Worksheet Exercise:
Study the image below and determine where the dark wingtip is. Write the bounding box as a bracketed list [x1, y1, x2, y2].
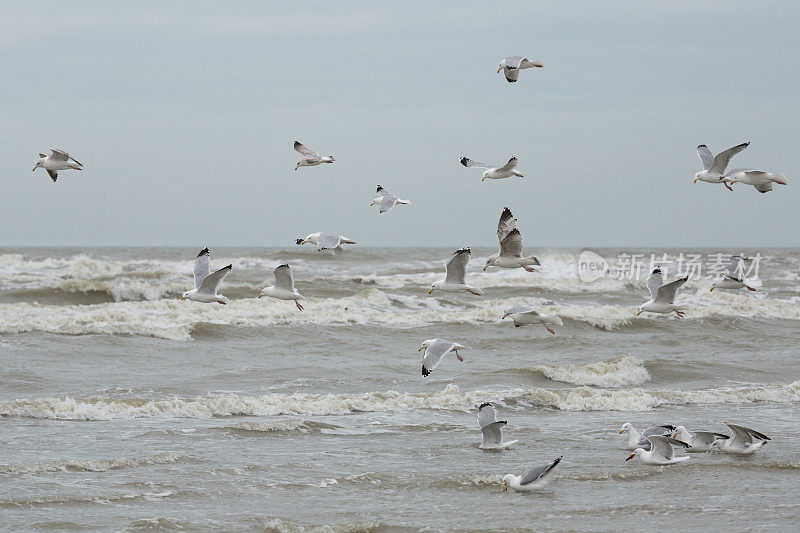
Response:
[225, 264, 233, 270]
[376, 185, 383, 192]
[459, 157, 469, 167]
[422, 366, 430, 377]
[478, 402, 492, 410]
[697, 144, 708, 149]
[652, 267, 661, 274]
[197, 247, 209, 257]
[278, 263, 290, 268]
[295, 238, 304, 245]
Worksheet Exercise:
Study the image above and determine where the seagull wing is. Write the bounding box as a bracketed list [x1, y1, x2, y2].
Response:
[50, 148, 69, 161]
[504, 306, 536, 316]
[723, 255, 748, 281]
[294, 141, 318, 157]
[646, 268, 664, 300]
[444, 248, 471, 284]
[710, 142, 749, 174]
[193, 247, 211, 289]
[477, 403, 501, 429]
[500, 230, 524, 258]
[197, 264, 232, 294]
[504, 56, 524, 69]
[642, 425, 676, 438]
[496, 207, 518, 244]
[316, 233, 342, 251]
[497, 157, 519, 172]
[655, 277, 688, 304]
[47, 169, 58, 182]
[519, 456, 563, 486]
[460, 157, 492, 169]
[273, 264, 295, 291]
[696, 145, 714, 170]
[379, 194, 398, 213]
[646, 435, 687, 460]
[422, 339, 456, 376]
[754, 182, 774, 193]
[724, 422, 770, 442]
[520, 58, 545, 69]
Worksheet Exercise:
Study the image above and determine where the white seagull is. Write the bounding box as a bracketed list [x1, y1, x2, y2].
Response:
[501, 307, 563, 335]
[693, 142, 749, 190]
[296, 232, 356, 252]
[728, 168, 789, 193]
[429, 248, 483, 296]
[619, 423, 676, 451]
[181, 247, 232, 304]
[294, 141, 334, 170]
[710, 255, 761, 292]
[626, 435, 690, 465]
[418, 338, 466, 377]
[671, 426, 730, 453]
[258, 264, 306, 310]
[33, 149, 83, 182]
[460, 156, 524, 182]
[477, 403, 518, 450]
[637, 267, 688, 317]
[497, 56, 545, 83]
[483, 207, 540, 272]
[710, 423, 770, 455]
[370, 185, 411, 214]
[500, 456, 562, 493]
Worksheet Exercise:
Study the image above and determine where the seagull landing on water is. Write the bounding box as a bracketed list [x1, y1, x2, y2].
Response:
[181, 247, 232, 304]
[728, 168, 789, 193]
[502, 307, 563, 335]
[370, 185, 411, 214]
[710, 423, 770, 455]
[500, 456, 562, 493]
[626, 435, 690, 465]
[294, 141, 334, 170]
[637, 267, 688, 317]
[693, 142, 749, 190]
[497, 56, 545, 83]
[429, 248, 483, 296]
[477, 403, 518, 450]
[671, 426, 730, 453]
[460, 156, 524, 182]
[619, 423, 676, 451]
[258, 264, 306, 310]
[419, 338, 467, 377]
[484, 208, 540, 272]
[32, 149, 83, 182]
[710, 255, 762, 292]
[296, 232, 356, 252]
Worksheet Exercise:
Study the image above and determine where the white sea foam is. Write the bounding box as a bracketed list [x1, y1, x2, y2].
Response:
[0, 452, 184, 475]
[527, 355, 650, 387]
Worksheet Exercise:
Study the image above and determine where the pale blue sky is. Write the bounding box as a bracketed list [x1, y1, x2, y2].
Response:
[2, 1, 798, 247]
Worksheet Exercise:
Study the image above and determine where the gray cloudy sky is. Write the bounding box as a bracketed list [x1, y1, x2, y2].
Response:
[2, 1, 798, 248]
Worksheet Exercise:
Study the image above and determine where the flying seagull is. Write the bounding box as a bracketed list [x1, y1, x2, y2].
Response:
[258, 264, 306, 310]
[370, 185, 411, 214]
[483, 207, 540, 272]
[477, 403, 518, 449]
[296, 232, 356, 252]
[501, 307, 563, 335]
[181, 247, 232, 304]
[294, 141, 334, 170]
[497, 56, 545, 83]
[500, 456, 562, 493]
[460, 156, 524, 181]
[626, 435, 690, 465]
[429, 248, 483, 295]
[728, 168, 789, 193]
[32, 149, 83, 182]
[693, 142, 749, 190]
[710, 255, 761, 292]
[418, 338, 466, 377]
[637, 267, 688, 317]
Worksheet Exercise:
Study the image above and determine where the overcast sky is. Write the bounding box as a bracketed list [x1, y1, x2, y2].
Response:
[2, 1, 798, 248]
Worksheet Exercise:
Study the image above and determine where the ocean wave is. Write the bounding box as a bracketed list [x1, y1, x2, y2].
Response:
[258, 518, 383, 533]
[0, 452, 186, 476]
[2, 382, 798, 420]
[526, 356, 650, 387]
[216, 419, 340, 434]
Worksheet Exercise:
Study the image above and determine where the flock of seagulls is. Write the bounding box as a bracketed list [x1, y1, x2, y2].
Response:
[30, 55, 783, 494]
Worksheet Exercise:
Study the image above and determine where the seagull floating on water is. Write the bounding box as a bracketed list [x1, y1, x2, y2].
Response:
[418, 338, 466, 377]
[502, 307, 563, 335]
[429, 248, 483, 296]
[294, 141, 334, 170]
[477, 403, 518, 450]
[710, 423, 770, 455]
[693, 142, 749, 190]
[484, 207, 540, 272]
[626, 435, 690, 465]
[259, 264, 306, 310]
[33, 149, 83, 182]
[181, 247, 232, 305]
[637, 267, 688, 317]
[460, 156, 524, 181]
[671, 426, 730, 453]
[500, 456, 562, 493]
[370, 185, 411, 214]
[497, 56, 545, 83]
[710, 255, 761, 292]
[619, 423, 676, 451]
[296, 232, 356, 252]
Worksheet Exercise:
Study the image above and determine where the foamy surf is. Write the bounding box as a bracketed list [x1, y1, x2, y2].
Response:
[527, 355, 650, 387]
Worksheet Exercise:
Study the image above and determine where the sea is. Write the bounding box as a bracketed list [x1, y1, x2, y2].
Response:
[1, 247, 798, 531]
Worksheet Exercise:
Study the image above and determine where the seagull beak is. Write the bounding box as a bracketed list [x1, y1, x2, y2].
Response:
[300, 240, 307, 245]
[693, 178, 698, 183]
[671, 433, 677, 439]
[730, 179, 735, 184]
[626, 453, 636, 461]
[428, 288, 434, 294]
[618, 429, 624, 434]
[418, 346, 424, 352]
[499, 482, 507, 492]
[497, 67, 502, 74]
[709, 287, 714, 292]
[180, 296, 185, 301]
[481, 176, 486, 182]
[32, 166, 37, 171]
[636, 310, 641, 316]
[483, 266, 487, 271]
[369, 202, 375, 206]
[258, 294, 262, 298]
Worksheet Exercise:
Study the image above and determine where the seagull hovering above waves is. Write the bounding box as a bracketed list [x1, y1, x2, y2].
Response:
[181, 247, 232, 304]
[295, 232, 356, 252]
[710, 255, 761, 292]
[477, 403, 518, 449]
[637, 267, 688, 317]
[484, 207, 540, 272]
[500, 456, 562, 493]
[370, 185, 411, 214]
[294, 141, 334, 170]
[710, 422, 770, 455]
[619, 423, 676, 451]
[258, 264, 306, 310]
[32, 148, 83, 182]
[501, 307, 563, 335]
[419, 338, 467, 377]
[693, 142, 749, 190]
[429, 247, 483, 295]
[727, 168, 789, 193]
[497, 56, 545, 83]
[460, 156, 524, 181]
[626, 435, 690, 465]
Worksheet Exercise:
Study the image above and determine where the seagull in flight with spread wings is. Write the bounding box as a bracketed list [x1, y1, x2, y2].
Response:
[497, 56, 545, 83]
[32, 149, 83, 182]
[181, 247, 232, 304]
[294, 141, 335, 170]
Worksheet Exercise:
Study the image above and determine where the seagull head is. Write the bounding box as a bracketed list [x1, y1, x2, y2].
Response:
[693, 171, 702, 183]
[418, 339, 436, 352]
[32, 158, 44, 171]
[481, 170, 490, 182]
[180, 290, 190, 301]
[636, 304, 646, 316]
[500, 475, 513, 492]
[428, 282, 440, 294]
[483, 256, 496, 270]
[619, 423, 633, 435]
[497, 59, 505, 74]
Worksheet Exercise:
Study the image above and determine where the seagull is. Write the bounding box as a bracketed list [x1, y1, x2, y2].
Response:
[710, 423, 770, 455]
[294, 141, 334, 170]
[32, 149, 83, 182]
[728, 168, 789, 193]
[497, 56, 545, 83]
[370, 185, 411, 214]
[296, 232, 356, 252]
[418, 338, 466, 377]
[429, 248, 483, 296]
[483, 207, 540, 272]
[626, 435, 690, 465]
[258, 264, 306, 310]
[693, 142, 749, 190]
[460, 156, 524, 181]
[710, 255, 761, 292]
[500, 456, 562, 493]
[181, 247, 232, 304]
[477, 403, 518, 450]
[637, 267, 688, 317]
[619, 423, 676, 451]
[671, 426, 730, 453]
[501, 307, 563, 335]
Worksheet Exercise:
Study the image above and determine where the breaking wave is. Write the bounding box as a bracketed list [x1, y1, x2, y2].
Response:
[527, 356, 650, 387]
